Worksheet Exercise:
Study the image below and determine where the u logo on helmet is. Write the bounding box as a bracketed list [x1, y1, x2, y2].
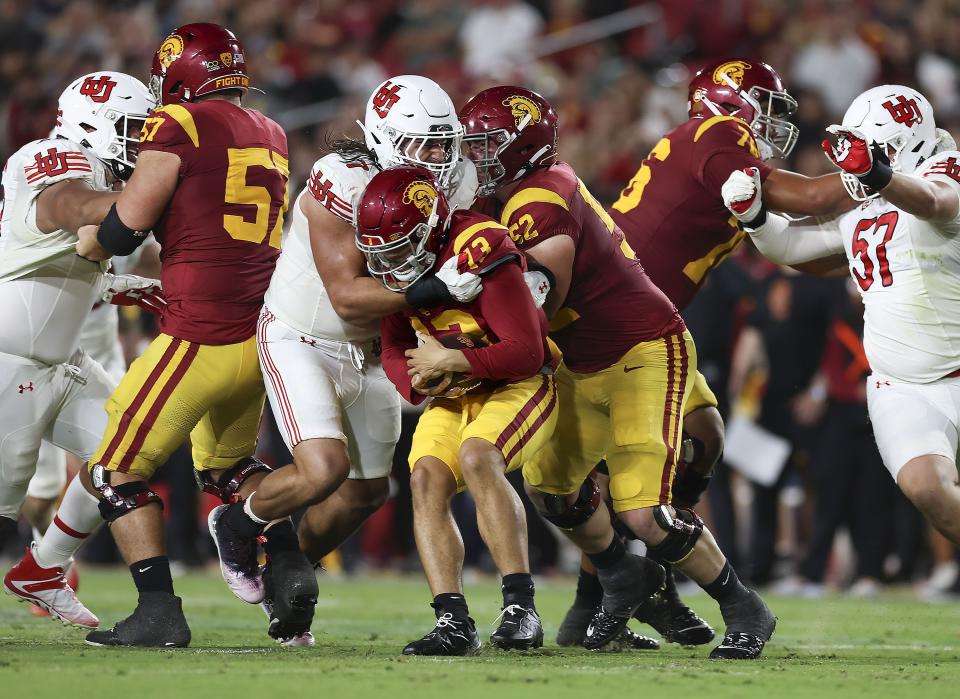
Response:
[158, 34, 184, 69]
[712, 60, 752, 87]
[502, 96, 542, 128]
[403, 180, 438, 218]
[883, 95, 923, 128]
[220, 52, 233, 68]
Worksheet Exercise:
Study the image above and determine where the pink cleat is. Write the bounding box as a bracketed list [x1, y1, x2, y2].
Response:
[4, 545, 99, 629]
[208, 504, 265, 603]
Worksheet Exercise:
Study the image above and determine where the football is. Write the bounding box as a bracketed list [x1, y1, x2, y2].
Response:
[419, 333, 488, 396]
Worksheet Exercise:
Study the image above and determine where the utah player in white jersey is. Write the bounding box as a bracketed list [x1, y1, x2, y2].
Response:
[1, 71, 160, 627]
[211, 75, 481, 644]
[722, 84, 960, 549]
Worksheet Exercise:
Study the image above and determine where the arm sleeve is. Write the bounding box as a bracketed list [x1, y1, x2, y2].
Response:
[459, 262, 545, 380]
[748, 212, 846, 265]
[379, 313, 425, 405]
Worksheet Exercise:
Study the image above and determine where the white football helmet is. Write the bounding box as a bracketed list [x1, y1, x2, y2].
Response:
[54, 71, 155, 181]
[838, 85, 937, 200]
[358, 75, 464, 186]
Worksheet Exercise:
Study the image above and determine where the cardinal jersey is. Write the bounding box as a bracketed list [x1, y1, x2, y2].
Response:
[0, 138, 109, 364]
[479, 161, 683, 372]
[379, 210, 552, 404]
[823, 150, 960, 383]
[264, 153, 478, 342]
[139, 100, 289, 344]
[610, 115, 772, 311]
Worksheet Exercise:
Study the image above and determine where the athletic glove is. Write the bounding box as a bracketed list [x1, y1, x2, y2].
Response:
[523, 261, 555, 309]
[821, 125, 893, 192]
[98, 273, 166, 316]
[404, 255, 482, 307]
[721, 167, 767, 228]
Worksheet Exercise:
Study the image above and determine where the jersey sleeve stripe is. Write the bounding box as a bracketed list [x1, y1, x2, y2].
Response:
[451, 221, 508, 254]
[693, 115, 749, 142]
[153, 104, 200, 148]
[499, 187, 570, 226]
[25, 166, 93, 183]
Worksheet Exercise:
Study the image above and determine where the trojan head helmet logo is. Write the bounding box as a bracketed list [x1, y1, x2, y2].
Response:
[402, 180, 438, 218]
[157, 34, 184, 69]
[502, 95, 542, 128]
[713, 60, 752, 88]
[220, 52, 233, 68]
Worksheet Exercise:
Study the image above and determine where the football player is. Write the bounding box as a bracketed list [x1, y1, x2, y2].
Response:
[558, 59, 853, 647]
[460, 86, 775, 659]
[69, 23, 290, 648]
[723, 85, 960, 564]
[1, 72, 160, 627]
[363, 166, 556, 655]
[253, 75, 481, 644]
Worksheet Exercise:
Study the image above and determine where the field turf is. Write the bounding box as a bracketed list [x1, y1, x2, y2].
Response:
[2, 568, 959, 699]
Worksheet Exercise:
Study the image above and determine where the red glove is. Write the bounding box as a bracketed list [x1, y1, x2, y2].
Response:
[98, 273, 167, 316]
[822, 125, 893, 191]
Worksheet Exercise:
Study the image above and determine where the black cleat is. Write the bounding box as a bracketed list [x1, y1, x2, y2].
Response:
[634, 566, 714, 645]
[556, 601, 597, 647]
[583, 554, 665, 650]
[261, 557, 317, 647]
[208, 504, 264, 604]
[264, 551, 318, 643]
[85, 592, 190, 647]
[490, 604, 543, 650]
[710, 587, 776, 660]
[402, 613, 481, 656]
[591, 627, 661, 652]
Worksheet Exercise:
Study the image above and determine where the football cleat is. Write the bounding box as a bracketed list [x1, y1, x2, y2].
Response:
[710, 587, 777, 660]
[583, 554, 665, 650]
[402, 613, 481, 656]
[261, 553, 318, 644]
[490, 604, 543, 650]
[85, 592, 190, 647]
[634, 567, 714, 645]
[591, 627, 661, 652]
[4, 545, 98, 629]
[556, 601, 596, 647]
[207, 504, 264, 604]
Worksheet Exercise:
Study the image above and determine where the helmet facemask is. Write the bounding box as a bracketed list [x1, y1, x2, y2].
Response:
[358, 198, 441, 292]
[707, 71, 798, 160]
[385, 124, 464, 187]
[463, 128, 511, 196]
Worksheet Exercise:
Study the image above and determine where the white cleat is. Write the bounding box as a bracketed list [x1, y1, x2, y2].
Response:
[279, 632, 315, 647]
[3, 544, 99, 629]
[207, 504, 264, 603]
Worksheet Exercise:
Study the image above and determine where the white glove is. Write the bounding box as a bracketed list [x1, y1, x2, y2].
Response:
[97, 273, 166, 316]
[721, 167, 765, 226]
[434, 255, 482, 303]
[523, 270, 550, 309]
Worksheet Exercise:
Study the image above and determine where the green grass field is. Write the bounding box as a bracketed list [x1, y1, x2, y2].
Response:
[2, 568, 959, 699]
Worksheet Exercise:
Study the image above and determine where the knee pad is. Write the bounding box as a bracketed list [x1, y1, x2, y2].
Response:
[645, 505, 703, 565]
[90, 464, 163, 523]
[194, 456, 273, 504]
[539, 474, 601, 530]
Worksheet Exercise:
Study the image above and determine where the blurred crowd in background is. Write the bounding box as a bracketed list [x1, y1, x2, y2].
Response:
[2, 0, 960, 600]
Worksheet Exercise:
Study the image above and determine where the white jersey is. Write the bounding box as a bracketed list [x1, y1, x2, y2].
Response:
[0, 137, 110, 364]
[829, 150, 960, 383]
[264, 153, 479, 341]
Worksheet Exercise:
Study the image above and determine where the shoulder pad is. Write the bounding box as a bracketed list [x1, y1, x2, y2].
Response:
[447, 212, 517, 273]
[304, 153, 372, 223]
[692, 115, 761, 158]
[918, 150, 960, 184]
[140, 105, 202, 149]
[18, 138, 99, 190]
[498, 178, 576, 249]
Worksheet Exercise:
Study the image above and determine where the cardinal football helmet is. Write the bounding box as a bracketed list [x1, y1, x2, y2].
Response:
[150, 23, 251, 105]
[358, 76, 463, 186]
[688, 59, 798, 160]
[54, 71, 155, 181]
[458, 86, 559, 197]
[355, 166, 451, 291]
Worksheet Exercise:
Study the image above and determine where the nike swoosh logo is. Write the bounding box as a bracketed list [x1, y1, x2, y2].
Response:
[138, 566, 153, 573]
[623, 365, 644, 373]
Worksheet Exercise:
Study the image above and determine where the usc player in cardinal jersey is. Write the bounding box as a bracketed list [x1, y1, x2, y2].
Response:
[460, 87, 775, 659]
[73, 23, 298, 648]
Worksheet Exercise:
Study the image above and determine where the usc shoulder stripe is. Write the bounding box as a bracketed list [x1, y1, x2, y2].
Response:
[500, 187, 570, 226]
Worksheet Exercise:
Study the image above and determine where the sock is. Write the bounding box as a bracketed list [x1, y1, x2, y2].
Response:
[432, 593, 469, 620]
[129, 555, 174, 595]
[586, 536, 626, 570]
[702, 561, 747, 604]
[34, 477, 103, 569]
[0, 515, 17, 546]
[501, 572, 535, 609]
[263, 518, 300, 557]
[223, 493, 268, 539]
[573, 567, 603, 607]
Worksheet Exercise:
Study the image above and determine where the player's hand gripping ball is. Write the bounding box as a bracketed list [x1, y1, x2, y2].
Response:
[410, 333, 487, 398]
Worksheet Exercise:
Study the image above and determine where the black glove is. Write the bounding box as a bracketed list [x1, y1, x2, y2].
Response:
[404, 274, 453, 308]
